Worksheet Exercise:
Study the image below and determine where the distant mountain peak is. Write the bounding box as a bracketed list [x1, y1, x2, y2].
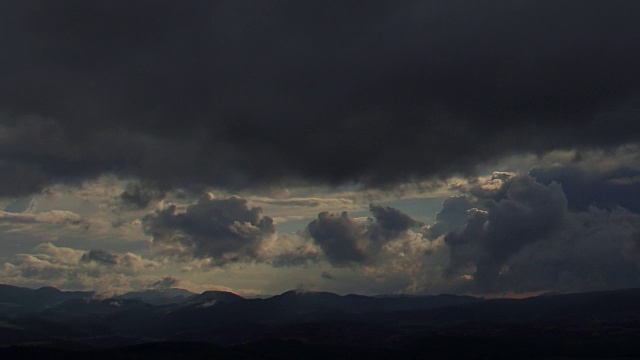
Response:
[115, 288, 197, 305]
[280, 289, 341, 297]
[191, 290, 244, 303]
[35, 286, 62, 294]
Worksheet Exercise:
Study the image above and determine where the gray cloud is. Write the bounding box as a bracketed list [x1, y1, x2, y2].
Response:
[306, 205, 422, 266]
[0, 209, 88, 228]
[1, 1, 639, 194]
[149, 276, 179, 290]
[531, 165, 640, 213]
[445, 176, 568, 291]
[80, 249, 118, 266]
[423, 196, 474, 239]
[434, 174, 640, 294]
[321, 271, 336, 280]
[0, 161, 48, 197]
[143, 193, 276, 265]
[1, 243, 159, 294]
[119, 181, 166, 209]
[369, 204, 422, 240]
[307, 212, 368, 267]
[502, 207, 640, 293]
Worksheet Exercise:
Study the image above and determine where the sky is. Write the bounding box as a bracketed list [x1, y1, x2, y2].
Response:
[1, 0, 640, 297]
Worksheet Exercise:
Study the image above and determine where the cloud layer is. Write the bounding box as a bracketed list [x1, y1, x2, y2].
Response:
[143, 193, 276, 265]
[142, 193, 426, 271]
[1, 1, 639, 193]
[427, 171, 640, 294]
[2, 1, 640, 296]
[307, 205, 423, 266]
[1, 243, 159, 294]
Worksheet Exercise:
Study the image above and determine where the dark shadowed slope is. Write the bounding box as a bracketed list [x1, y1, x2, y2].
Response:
[115, 288, 196, 305]
[3, 284, 640, 358]
[0, 284, 93, 315]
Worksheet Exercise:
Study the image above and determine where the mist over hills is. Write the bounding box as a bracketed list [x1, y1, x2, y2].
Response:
[2, 284, 640, 358]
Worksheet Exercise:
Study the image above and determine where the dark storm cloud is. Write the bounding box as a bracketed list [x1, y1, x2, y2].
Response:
[119, 181, 166, 209]
[0, 161, 48, 197]
[423, 196, 474, 239]
[495, 206, 640, 294]
[307, 212, 368, 266]
[437, 174, 640, 293]
[149, 276, 179, 290]
[306, 205, 421, 266]
[1, 1, 640, 193]
[369, 204, 422, 239]
[80, 249, 118, 266]
[142, 193, 275, 265]
[444, 176, 568, 290]
[531, 166, 640, 213]
[321, 271, 336, 280]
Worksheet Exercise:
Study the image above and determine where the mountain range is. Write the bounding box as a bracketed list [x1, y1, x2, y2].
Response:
[2, 284, 640, 358]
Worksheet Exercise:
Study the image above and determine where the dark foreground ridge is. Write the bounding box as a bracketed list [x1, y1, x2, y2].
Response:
[2, 284, 640, 358]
